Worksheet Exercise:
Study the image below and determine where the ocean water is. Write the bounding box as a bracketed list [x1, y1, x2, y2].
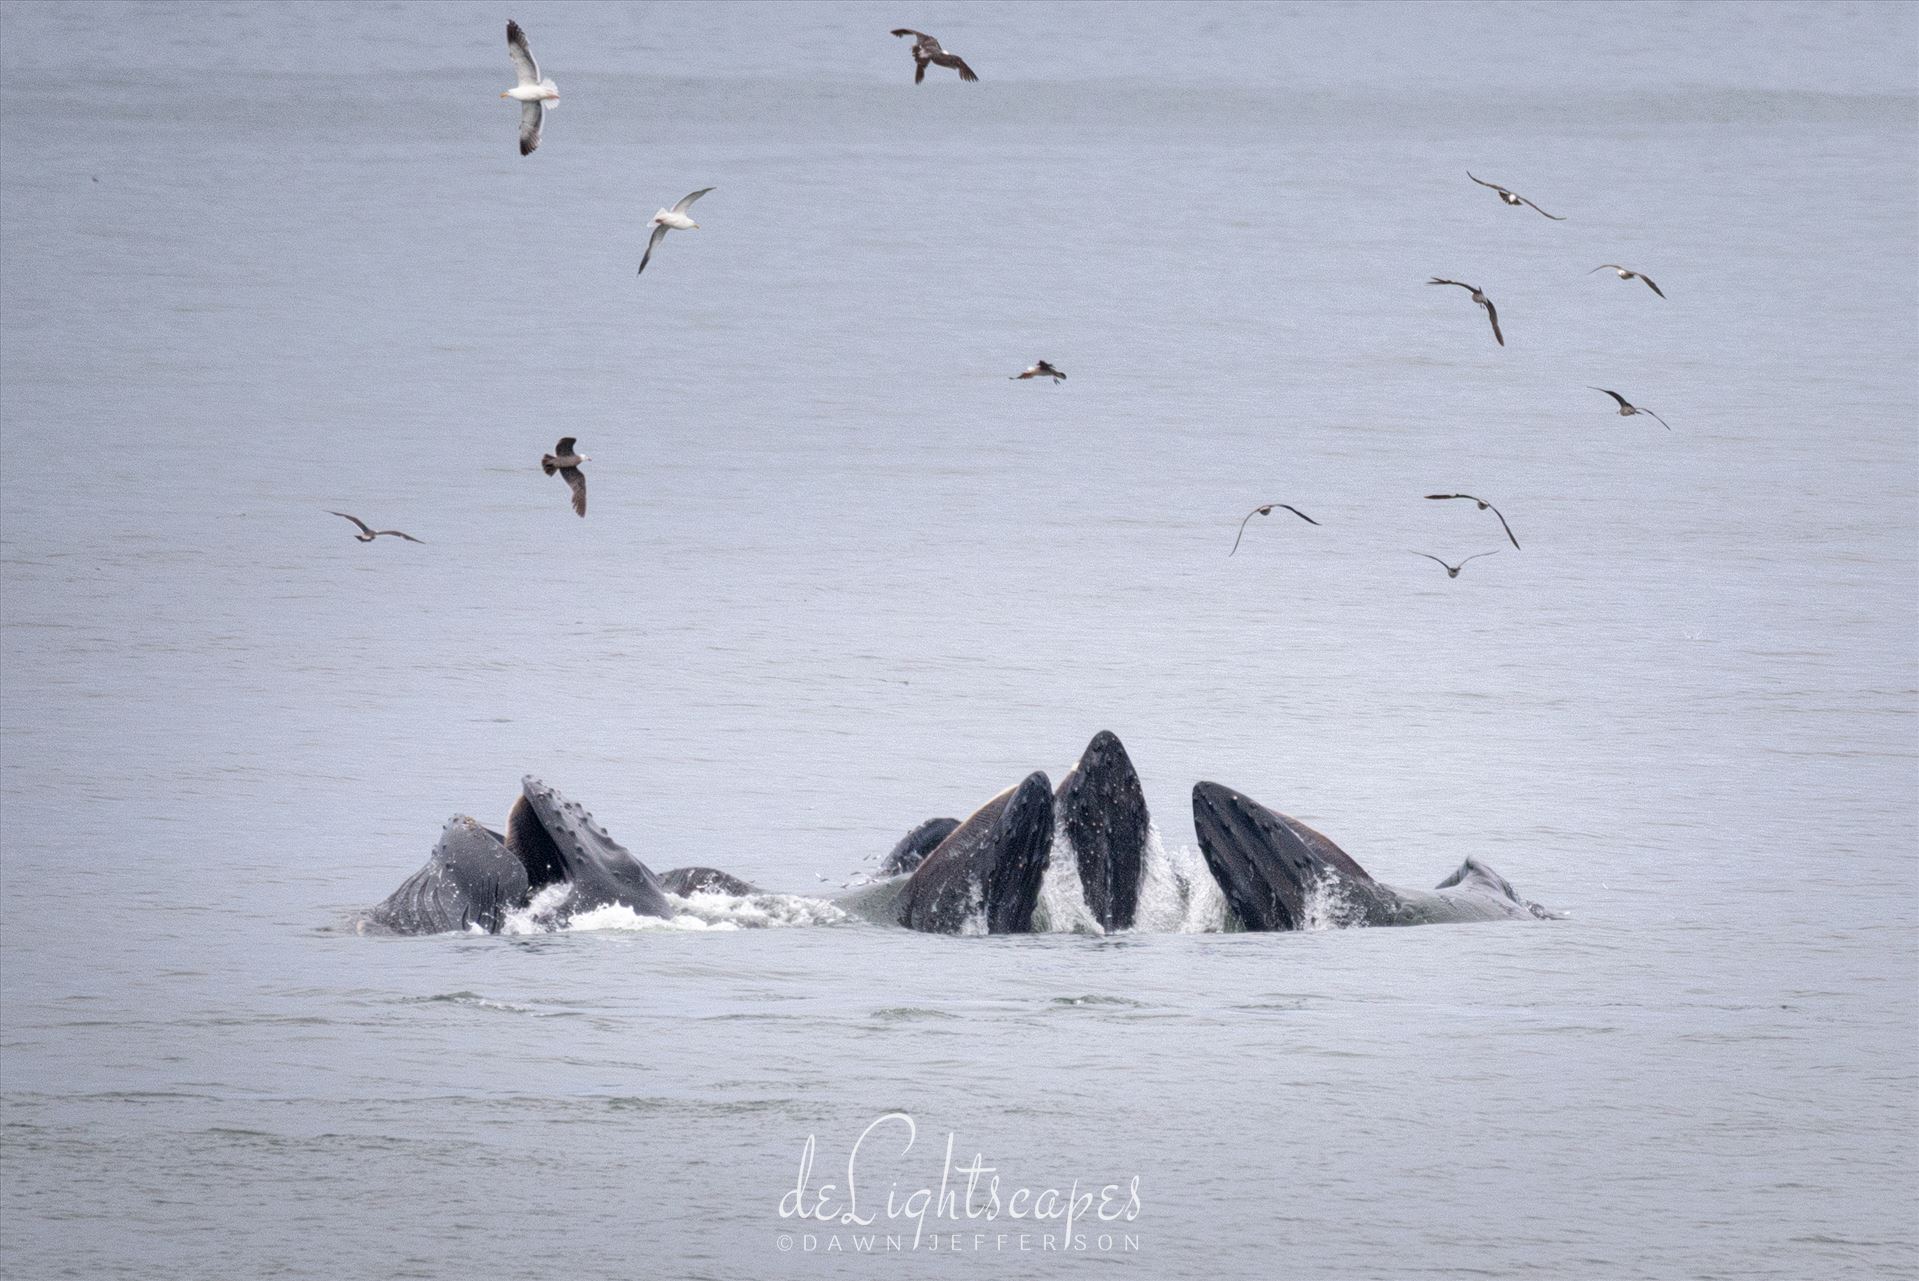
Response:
[1, 2, 1914, 1277]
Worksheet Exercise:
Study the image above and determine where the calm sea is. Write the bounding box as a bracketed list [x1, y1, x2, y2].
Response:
[2, 2, 1914, 1277]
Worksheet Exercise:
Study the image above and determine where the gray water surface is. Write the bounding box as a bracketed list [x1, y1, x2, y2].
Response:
[2, 2, 1915, 1277]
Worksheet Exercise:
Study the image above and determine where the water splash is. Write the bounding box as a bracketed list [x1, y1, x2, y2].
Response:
[1033, 830, 1105, 935]
[1134, 827, 1230, 933]
[1300, 872, 1368, 932]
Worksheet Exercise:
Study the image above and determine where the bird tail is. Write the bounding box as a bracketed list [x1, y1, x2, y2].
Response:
[541, 456, 558, 475]
[539, 79, 558, 107]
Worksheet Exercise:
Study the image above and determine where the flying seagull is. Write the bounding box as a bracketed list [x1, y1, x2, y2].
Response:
[1011, 361, 1065, 383]
[1466, 172, 1564, 219]
[1425, 494, 1520, 550]
[890, 29, 979, 83]
[1230, 503, 1320, 556]
[1428, 278, 1504, 347]
[1589, 264, 1665, 298]
[328, 511, 423, 544]
[542, 437, 589, 516]
[638, 188, 714, 275]
[1590, 387, 1670, 430]
[501, 20, 559, 156]
[1410, 550, 1500, 579]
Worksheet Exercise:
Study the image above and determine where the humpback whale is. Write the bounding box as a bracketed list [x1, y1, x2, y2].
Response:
[878, 817, 962, 877]
[660, 867, 760, 897]
[362, 777, 672, 934]
[863, 732, 1154, 933]
[363, 816, 527, 936]
[1191, 782, 1556, 930]
[840, 773, 1055, 934]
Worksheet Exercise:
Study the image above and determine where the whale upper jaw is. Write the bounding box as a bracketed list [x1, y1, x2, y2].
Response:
[1055, 729, 1150, 931]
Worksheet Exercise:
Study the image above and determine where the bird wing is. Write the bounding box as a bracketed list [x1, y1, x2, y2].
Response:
[1639, 274, 1666, 298]
[637, 222, 669, 274]
[1229, 508, 1267, 556]
[1411, 552, 1452, 571]
[672, 187, 715, 214]
[1518, 195, 1565, 219]
[518, 100, 543, 156]
[560, 467, 587, 516]
[1461, 550, 1502, 566]
[1590, 264, 1623, 275]
[1591, 387, 1630, 409]
[1466, 172, 1507, 194]
[914, 55, 927, 84]
[507, 20, 540, 87]
[1482, 295, 1504, 346]
[1428, 277, 1471, 290]
[379, 530, 425, 544]
[1641, 407, 1672, 430]
[1277, 504, 1319, 525]
[1485, 504, 1520, 550]
[890, 28, 929, 40]
[938, 53, 979, 80]
[329, 511, 374, 536]
[555, 437, 576, 455]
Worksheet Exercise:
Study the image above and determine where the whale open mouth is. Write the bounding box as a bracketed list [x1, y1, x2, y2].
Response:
[1191, 782, 1377, 932]
[899, 772, 1055, 935]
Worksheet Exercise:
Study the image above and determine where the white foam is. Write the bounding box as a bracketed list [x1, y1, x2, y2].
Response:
[497, 883, 849, 934]
[498, 883, 573, 935]
[664, 890, 851, 929]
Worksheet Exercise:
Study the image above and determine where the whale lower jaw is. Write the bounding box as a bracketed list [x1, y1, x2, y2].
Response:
[896, 772, 1055, 935]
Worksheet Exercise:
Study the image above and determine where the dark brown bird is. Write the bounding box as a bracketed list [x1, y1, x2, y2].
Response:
[1589, 265, 1665, 298]
[1467, 172, 1565, 219]
[329, 511, 423, 544]
[1590, 387, 1670, 430]
[1410, 550, 1500, 578]
[541, 437, 589, 516]
[1425, 494, 1520, 550]
[1230, 503, 1320, 556]
[1428, 278, 1504, 347]
[890, 29, 979, 83]
[1011, 360, 1065, 383]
